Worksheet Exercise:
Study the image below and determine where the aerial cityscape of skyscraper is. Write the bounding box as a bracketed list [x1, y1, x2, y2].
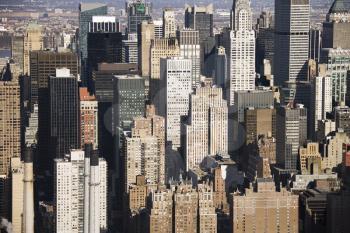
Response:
[1, 0, 350, 232]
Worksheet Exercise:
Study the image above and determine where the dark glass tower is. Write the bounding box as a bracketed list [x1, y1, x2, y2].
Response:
[29, 51, 78, 170]
[49, 68, 80, 159]
[126, 0, 152, 34]
[184, 4, 214, 43]
[87, 32, 123, 92]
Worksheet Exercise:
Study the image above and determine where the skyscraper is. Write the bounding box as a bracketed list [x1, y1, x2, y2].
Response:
[321, 48, 350, 104]
[310, 75, 332, 136]
[214, 46, 227, 90]
[137, 20, 155, 77]
[183, 86, 228, 171]
[309, 27, 322, 62]
[153, 20, 164, 38]
[185, 4, 213, 43]
[29, 51, 78, 170]
[225, 0, 255, 105]
[149, 38, 180, 100]
[256, 11, 275, 72]
[323, 0, 350, 49]
[274, 0, 310, 86]
[0, 81, 20, 176]
[87, 31, 123, 90]
[113, 75, 145, 131]
[11, 35, 24, 73]
[163, 8, 176, 38]
[113, 75, 145, 176]
[49, 68, 80, 159]
[150, 37, 180, 80]
[126, 0, 152, 34]
[122, 33, 138, 64]
[159, 57, 192, 150]
[79, 3, 108, 60]
[23, 23, 43, 75]
[276, 104, 308, 171]
[79, 3, 108, 86]
[178, 29, 201, 87]
[244, 108, 276, 145]
[0, 79, 20, 218]
[30, 51, 78, 106]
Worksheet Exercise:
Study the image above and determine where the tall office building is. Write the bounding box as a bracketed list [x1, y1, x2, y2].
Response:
[310, 75, 332, 136]
[159, 57, 192, 150]
[323, 0, 350, 49]
[214, 46, 227, 90]
[23, 23, 43, 75]
[137, 20, 155, 77]
[79, 3, 108, 86]
[126, 0, 152, 33]
[256, 11, 275, 71]
[225, 0, 255, 105]
[276, 104, 308, 171]
[321, 48, 350, 104]
[334, 105, 350, 135]
[30, 51, 78, 106]
[0, 81, 20, 176]
[178, 29, 201, 87]
[150, 37, 180, 80]
[87, 31, 123, 91]
[30, 51, 78, 170]
[163, 8, 176, 38]
[11, 35, 24, 73]
[54, 149, 107, 233]
[93, 63, 139, 168]
[79, 3, 108, 60]
[150, 38, 180, 100]
[183, 87, 228, 171]
[232, 179, 299, 233]
[274, 0, 310, 86]
[185, 4, 213, 43]
[113, 75, 145, 176]
[153, 20, 163, 39]
[122, 33, 138, 64]
[309, 27, 322, 62]
[0, 80, 20, 218]
[80, 88, 98, 149]
[49, 68, 80, 159]
[244, 108, 276, 145]
[113, 75, 145, 131]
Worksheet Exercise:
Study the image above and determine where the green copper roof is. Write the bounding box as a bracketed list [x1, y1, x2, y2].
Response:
[329, 0, 350, 14]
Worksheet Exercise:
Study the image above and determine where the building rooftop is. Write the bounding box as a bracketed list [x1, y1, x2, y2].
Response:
[329, 0, 350, 14]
